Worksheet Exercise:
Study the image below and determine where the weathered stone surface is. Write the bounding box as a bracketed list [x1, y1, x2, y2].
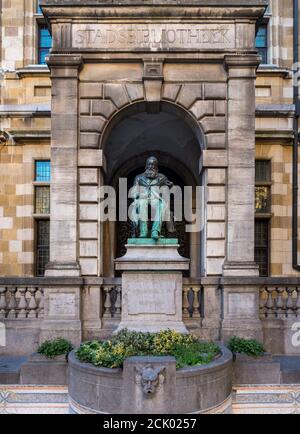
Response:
[92, 100, 116, 118]
[177, 84, 202, 108]
[105, 84, 129, 108]
[115, 242, 189, 333]
[78, 149, 104, 167]
[79, 168, 98, 184]
[201, 117, 226, 133]
[20, 353, 68, 386]
[80, 82, 103, 99]
[233, 354, 281, 386]
[80, 133, 100, 148]
[79, 186, 98, 202]
[126, 83, 144, 102]
[68, 344, 233, 414]
[80, 258, 98, 276]
[162, 83, 181, 102]
[72, 23, 236, 51]
[206, 133, 226, 149]
[80, 116, 105, 132]
[190, 100, 214, 120]
[79, 222, 98, 239]
[204, 83, 227, 100]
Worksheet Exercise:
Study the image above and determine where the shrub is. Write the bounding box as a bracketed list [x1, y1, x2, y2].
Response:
[228, 336, 265, 357]
[76, 329, 220, 370]
[37, 338, 73, 359]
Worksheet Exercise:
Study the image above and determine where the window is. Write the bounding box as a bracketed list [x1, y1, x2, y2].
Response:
[256, 24, 268, 64]
[255, 160, 271, 214]
[36, 220, 50, 277]
[255, 160, 271, 276]
[255, 220, 269, 277]
[34, 160, 51, 276]
[38, 24, 52, 65]
[35, 186, 50, 214]
[35, 160, 51, 182]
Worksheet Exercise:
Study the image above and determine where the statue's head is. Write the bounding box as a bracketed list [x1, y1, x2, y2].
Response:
[145, 156, 158, 179]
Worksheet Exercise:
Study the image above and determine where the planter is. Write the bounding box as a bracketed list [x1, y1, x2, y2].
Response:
[68, 344, 233, 414]
[233, 353, 281, 385]
[20, 353, 68, 386]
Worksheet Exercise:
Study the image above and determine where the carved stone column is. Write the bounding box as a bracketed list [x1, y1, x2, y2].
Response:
[223, 55, 260, 277]
[221, 55, 263, 341]
[45, 55, 83, 277]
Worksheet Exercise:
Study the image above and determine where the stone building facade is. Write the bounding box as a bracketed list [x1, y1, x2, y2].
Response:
[0, 0, 299, 356]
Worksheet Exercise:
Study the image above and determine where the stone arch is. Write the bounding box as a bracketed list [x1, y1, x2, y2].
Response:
[99, 99, 206, 153]
[79, 81, 226, 152]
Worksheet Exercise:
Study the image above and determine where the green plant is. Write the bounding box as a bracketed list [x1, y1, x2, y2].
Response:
[228, 336, 265, 357]
[76, 329, 220, 370]
[37, 338, 73, 359]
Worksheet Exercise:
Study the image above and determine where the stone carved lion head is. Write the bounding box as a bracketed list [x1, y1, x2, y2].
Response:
[136, 365, 165, 396]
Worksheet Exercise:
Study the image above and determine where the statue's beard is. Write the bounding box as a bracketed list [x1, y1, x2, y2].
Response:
[146, 169, 157, 179]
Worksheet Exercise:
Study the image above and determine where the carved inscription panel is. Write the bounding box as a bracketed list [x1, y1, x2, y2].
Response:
[72, 23, 235, 51]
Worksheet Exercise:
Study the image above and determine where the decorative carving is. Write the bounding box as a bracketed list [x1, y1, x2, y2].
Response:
[135, 365, 165, 396]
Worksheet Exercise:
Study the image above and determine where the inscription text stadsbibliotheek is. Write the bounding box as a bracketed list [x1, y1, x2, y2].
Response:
[72, 24, 235, 50]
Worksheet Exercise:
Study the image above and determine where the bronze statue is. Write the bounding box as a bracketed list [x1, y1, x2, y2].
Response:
[130, 156, 174, 240]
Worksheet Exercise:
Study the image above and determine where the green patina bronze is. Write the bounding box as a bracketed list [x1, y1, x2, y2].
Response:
[130, 156, 175, 240]
[127, 238, 179, 245]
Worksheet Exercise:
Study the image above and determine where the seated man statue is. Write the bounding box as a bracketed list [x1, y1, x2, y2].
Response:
[130, 156, 174, 240]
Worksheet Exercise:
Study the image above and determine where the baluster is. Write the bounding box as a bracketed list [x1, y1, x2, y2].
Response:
[27, 287, 38, 319]
[259, 288, 266, 318]
[265, 287, 275, 318]
[115, 286, 122, 318]
[182, 286, 189, 319]
[296, 288, 300, 318]
[275, 287, 285, 319]
[37, 288, 44, 318]
[187, 288, 194, 318]
[17, 288, 28, 319]
[110, 287, 118, 318]
[7, 288, 17, 319]
[0, 287, 7, 319]
[286, 287, 295, 318]
[103, 286, 112, 318]
[192, 286, 201, 319]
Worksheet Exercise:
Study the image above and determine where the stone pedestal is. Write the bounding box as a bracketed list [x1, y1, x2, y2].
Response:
[40, 285, 82, 347]
[115, 239, 189, 333]
[221, 281, 263, 342]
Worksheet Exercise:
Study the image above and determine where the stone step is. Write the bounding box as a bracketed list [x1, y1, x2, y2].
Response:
[233, 385, 300, 414]
[0, 357, 27, 385]
[0, 385, 68, 414]
[281, 370, 300, 384]
[274, 356, 300, 385]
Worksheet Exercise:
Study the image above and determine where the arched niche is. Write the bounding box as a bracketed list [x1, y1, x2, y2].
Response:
[101, 101, 204, 278]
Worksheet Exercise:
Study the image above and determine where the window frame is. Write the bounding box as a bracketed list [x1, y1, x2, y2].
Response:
[255, 159, 272, 277]
[37, 23, 52, 65]
[255, 14, 271, 66]
[33, 159, 51, 276]
[35, 219, 50, 277]
[255, 218, 271, 277]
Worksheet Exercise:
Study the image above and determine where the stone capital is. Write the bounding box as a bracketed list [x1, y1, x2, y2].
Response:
[46, 54, 83, 78]
[224, 54, 261, 79]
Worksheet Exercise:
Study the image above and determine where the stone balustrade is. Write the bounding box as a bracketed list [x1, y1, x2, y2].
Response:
[0, 277, 299, 324]
[0, 286, 44, 320]
[260, 286, 300, 319]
